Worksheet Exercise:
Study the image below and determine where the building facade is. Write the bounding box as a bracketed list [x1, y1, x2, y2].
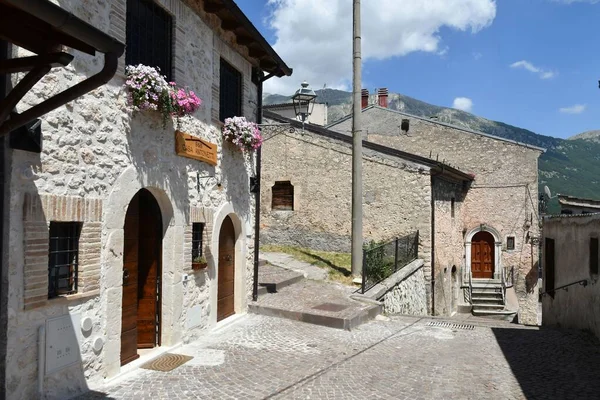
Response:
[542, 214, 600, 339]
[2, 0, 290, 399]
[329, 102, 544, 324]
[558, 194, 600, 215]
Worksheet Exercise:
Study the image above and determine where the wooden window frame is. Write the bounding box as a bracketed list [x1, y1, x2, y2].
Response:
[192, 223, 204, 261]
[126, 0, 174, 81]
[590, 237, 599, 276]
[272, 181, 294, 211]
[219, 58, 242, 121]
[506, 236, 515, 251]
[48, 222, 82, 298]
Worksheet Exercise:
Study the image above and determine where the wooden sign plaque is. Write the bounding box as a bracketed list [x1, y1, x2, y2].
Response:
[175, 130, 218, 166]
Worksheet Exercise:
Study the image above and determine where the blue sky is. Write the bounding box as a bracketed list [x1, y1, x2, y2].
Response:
[236, 0, 600, 139]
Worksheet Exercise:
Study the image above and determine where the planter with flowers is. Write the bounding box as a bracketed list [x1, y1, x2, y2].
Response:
[125, 64, 202, 127]
[222, 116, 263, 151]
[192, 255, 208, 271]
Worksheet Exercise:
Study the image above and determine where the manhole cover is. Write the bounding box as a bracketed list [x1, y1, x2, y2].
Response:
[312, 302, 349, 312]
[141, 353, 193, 372]
[426, 321, 475, 330]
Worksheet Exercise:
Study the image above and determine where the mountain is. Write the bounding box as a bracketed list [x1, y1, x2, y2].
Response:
[568, 130, 600, 143]
[264, 89, 600, 214]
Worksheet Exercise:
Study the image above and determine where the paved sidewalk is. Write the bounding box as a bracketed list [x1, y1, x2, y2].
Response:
[260, 252, 329, 281]
[77, 314, 600, 400]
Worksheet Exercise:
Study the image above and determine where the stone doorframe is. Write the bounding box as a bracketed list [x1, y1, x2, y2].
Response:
[209, 202, 247, 326]
[464, 225, 502, 281]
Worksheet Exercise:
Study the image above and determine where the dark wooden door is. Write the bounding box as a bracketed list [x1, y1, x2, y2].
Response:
[121, 189, 162, 366]
[121, 193, 140, 366]
[471, 231, 495, 279]
[137, 190, 161, 348]
[217, 216, 235, 321]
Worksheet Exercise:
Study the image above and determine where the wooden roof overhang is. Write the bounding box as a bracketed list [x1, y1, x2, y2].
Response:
[189, 0, 292, 78]
[0, 0, 125, 137]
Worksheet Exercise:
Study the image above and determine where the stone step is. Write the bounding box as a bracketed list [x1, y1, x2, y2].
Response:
[257, 264, 304, 295]
[471, 290, 503, 298]
[251, 279, 381, 331]
[471, 296, 504, 304]
[471, 308, 517, 322]
[472, 303, 505, 310]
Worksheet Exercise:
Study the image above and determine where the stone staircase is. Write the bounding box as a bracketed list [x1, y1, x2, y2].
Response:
[471, 279, 517, 321]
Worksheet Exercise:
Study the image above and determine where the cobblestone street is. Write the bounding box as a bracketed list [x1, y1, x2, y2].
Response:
[79, 315, 600, 400]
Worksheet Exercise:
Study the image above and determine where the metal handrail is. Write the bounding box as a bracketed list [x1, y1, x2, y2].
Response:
[468, 268, 473, 305]
[540, 279, 589, 297]
[501, 265, 506, 306]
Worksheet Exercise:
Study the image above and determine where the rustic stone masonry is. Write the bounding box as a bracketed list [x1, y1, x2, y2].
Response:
[185, 206, 215, 272]
[22, 193, 102, 309]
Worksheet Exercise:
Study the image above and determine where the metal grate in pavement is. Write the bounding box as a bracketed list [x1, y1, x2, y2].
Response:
[141, 353, 193, 372]
[426, 321, 475, 330]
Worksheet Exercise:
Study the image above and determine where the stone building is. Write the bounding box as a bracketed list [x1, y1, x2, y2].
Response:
[542, 214, 600, 339]
[558, 194, 600, 215]
[262, 90, 544, 324]
[1, 0, 290, 399]
[264, 102, 328, 126]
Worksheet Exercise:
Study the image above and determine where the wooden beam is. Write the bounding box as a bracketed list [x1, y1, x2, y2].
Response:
[221, 19, 240, 31]
[204, 1, 225, 14]
[236, 35, 253, 46]
[248, 46, 267, 59]
[0, 52, 74, 74]
[0, 66, 50, 124]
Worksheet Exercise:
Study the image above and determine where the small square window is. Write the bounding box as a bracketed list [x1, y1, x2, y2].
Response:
[451, 197, 455, 219]
[506, 236, 515, 251]
[192, 223, 204, 262]
[48, 222, 81, 298]
[272, 181, 294, 211]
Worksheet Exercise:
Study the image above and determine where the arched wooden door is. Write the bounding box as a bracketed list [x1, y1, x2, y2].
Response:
[217, 216, 235, 321]
[471, 231, 495, 279]
[121, 189, 162, 366]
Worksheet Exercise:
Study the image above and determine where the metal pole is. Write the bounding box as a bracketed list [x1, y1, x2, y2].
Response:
[351, 0, 363, 279]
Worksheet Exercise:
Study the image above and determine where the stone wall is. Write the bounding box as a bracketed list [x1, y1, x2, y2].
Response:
[330, 107, 542, 324]
[260, 123, 433, 291]
[542, 215, 600, 338]
[5, 0, 261, 398]
[362, 260, 428, 316]
[432, 177, 465, 316]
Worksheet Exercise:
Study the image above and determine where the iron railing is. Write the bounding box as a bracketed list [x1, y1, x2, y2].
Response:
[361, 231, 419, 294]
[540, 279, 588, 298]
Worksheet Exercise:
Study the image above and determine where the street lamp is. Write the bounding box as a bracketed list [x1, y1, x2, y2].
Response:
[292, 81, 317, 125]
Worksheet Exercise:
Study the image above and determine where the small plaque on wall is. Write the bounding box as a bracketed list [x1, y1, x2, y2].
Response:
[175, 130, 218, 166]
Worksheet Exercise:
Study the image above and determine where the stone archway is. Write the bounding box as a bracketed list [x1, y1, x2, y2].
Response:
[465, 225, 502, 281]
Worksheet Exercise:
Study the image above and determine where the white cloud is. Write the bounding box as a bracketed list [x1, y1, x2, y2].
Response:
[510, 60, 557, 79]
[453, 97, 474, 112]
[559, 104, 586, 114]
[264, 0, 497, 94]
[473, 52, 483, 60]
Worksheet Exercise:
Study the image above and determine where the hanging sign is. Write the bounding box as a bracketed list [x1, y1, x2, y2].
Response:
[175, 130, 218, 166]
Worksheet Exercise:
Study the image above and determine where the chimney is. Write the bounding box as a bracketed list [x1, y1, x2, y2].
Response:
[378, 88, 388, 108]
[361, 89, 369, 109]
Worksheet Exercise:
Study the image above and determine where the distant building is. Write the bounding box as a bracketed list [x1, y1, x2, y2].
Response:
[542, 214, 600, 339]
[558, 194, 600, 215]
[261, 87, 545, 324]
[264, 102, 328, 126]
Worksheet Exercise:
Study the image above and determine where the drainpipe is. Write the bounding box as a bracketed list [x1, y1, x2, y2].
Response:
[0, 39, 7, 397]
[252, 70, 277, 301]
[430, 176, 436, 315]
[0, 0, 125, 135]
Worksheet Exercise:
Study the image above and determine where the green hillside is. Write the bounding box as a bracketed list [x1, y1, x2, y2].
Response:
[264, 89, 600, 214]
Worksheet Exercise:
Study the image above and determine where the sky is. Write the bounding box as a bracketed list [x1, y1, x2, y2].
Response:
[235, 0, 600, 139]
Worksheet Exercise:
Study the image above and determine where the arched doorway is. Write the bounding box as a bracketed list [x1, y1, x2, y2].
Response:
[217, 215, 235, 321]
[471, 231, 495, 279]
[121, 189, 162, 366]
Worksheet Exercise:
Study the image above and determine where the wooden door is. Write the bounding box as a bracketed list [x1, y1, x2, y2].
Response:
[137, 190, 161, 348]
[121, 194, 140, 366]
[120, 189, 162, 366]
[217, 216, 235, 321]
[471, 231, 495, 279]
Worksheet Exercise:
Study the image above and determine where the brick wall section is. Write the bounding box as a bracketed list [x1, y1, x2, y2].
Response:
[22, 193, 102, 309]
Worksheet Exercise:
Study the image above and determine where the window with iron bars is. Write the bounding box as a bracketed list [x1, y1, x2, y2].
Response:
[126, 0, 173, 81]
[219, 58, 242, 121]
[48, 222, 82, 298]
[192, 223, 204, 261]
